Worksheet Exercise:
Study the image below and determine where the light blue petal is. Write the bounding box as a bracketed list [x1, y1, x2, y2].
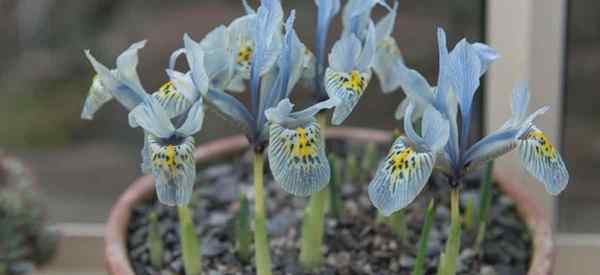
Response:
[368, 136, 435, 216]
[510, 81, 530, 127]
[81, 75, 113, 120]
[115, 40, 148, 96]
[141, 132, 152, 174]
[199, 25, 230, 82]
[463, 128, 519, 172]
[374, 0, 398, 42]
[394, 60, 435, 104]
[342, 0, 390, 40]
[434, 28, 451, 115]
[356, 20, 376, 71]
[402, 101, 426, 149]
[204, 89, 256, 136]
[314, 0, 341, 98]
[372, 39, 403, 93]
[448, 39, 482, 149]
[152, 80, 193, 119]
[266, 98, 339, 129]
[168, 48, 185, 70]
[84, 48, 146, 111]
[176, 98, 205, 136]
[183, 34, 209, 97]
[242, 0, 256, 14]
[128, 97, 175, 139]
[518, 127, 569, 195]
[325, 68, 372, 125]
[421, 104, 450, 152]
[328, 34, 362, 72]
[148, 135, 196, 206]
[268, 120, 330, 196]
[225, 75, 246, 93]
[165, 70, 197, 102]
[394, 97, 424, 121]
[472, 42, 499, 76]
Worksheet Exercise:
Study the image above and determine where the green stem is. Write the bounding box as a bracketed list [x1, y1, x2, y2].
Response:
[438, 189, 461, 275]
[177, 205, 201, 275]
[299, 186, 328, 269]
[253, 152, 272, 275]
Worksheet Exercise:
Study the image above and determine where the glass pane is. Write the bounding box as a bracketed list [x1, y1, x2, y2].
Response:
[0, 0, 484, 223]
[559, 0, 600, 234]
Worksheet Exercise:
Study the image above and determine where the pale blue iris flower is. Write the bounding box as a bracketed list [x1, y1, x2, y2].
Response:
[369, 28, 569, 216]
[82, 41, 208, 206]
[176, 1, 335, 196]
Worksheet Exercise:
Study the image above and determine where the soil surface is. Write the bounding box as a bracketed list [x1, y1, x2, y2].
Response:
[127, 140, 531, 275]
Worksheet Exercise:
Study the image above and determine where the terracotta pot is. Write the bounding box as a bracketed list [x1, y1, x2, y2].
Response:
[105, 127, 554, 275]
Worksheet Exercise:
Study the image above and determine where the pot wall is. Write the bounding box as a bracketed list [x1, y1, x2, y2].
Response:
[105, 127, 554, 275]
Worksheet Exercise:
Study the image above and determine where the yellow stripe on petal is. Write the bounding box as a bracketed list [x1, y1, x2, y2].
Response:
[152, 81, 192, 119]
[368, 137, 434, 216]
[148, 135, 196, 206]
[325, 68, 371, 125]
[268, 121, 330, 196]
[518, 127, 569, 195]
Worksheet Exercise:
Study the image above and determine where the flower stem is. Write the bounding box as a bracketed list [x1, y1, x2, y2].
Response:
[437, 189, 461, 275]
[253, 152, 272, 275]
[236, 194, 251, 263]
[299, 185, 328, 269]
[177, 205, 202, 275]
[475, 162, 494, 253]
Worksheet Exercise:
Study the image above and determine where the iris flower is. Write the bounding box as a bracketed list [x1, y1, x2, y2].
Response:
[369, 28, 569, 216]
[82, 40, 208, 206]
[175, 1, 334, 196]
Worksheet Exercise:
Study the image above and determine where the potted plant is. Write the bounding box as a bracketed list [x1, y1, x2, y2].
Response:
[81, 0, 567, 274]
[0, 153, 59, 275]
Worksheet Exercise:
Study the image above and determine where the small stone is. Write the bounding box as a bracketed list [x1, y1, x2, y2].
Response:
[481, 265, 497, 275]
[208, 211, 232, 226]
[399, 255, 415, 268]
[202, 164, 234, 179]
[202, 237, 227, 257]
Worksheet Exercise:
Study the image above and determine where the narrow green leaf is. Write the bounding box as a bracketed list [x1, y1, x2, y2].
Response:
[299, 186, 328, 269]
[389, 210, 408, 244]
[412, 199, 435, 275]
[476, 162, 494, 252]
[346, 152, 359, 183]
[465, 194, 474, 231]
[360, 142, 378, 181]
[236, 194, 251, 262]
[328, 154, 343, 218]
[148, 211, 163, 269]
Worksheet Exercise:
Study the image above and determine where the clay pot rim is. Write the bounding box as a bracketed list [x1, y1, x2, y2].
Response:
[105, 126, 553, 275]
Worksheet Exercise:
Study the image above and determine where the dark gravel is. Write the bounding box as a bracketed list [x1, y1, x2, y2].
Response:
[127, 141, 531, 275]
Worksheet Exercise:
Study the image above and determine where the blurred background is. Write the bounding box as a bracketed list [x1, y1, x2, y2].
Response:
[0, 0, 598, 272]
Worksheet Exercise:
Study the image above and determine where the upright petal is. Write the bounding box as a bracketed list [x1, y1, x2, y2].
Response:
[368, 136, 435, 216]
[328, 34, 362, 72]
[374, 1, 398, 43]
[472, 42, 499, 76]
[518, 127, 569, 195]
[81, 75, 113, 120]
[268, 120, 330, 196]
[115, 40, 148, 96]
[148, 135, 196, 206]
[128, 97, 175, 139]
[176, 98, 205, 136]
[355, 21, 376, 71]
[421, 105, 450, 152]
[183, 34, 209, 98]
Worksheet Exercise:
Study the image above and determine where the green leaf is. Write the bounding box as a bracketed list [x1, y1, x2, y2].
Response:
[411, 199, 435, 275]
[148, 211, 163, 269]
[236, 194, 251, 262]
[178, 205, 202, 275]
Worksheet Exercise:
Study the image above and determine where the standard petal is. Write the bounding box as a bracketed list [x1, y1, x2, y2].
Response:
[325, 68, 371, 125]
[176, 98, 205, 136]
[355, 20, 376, 71]
[472, 42, 499, 76]
[394, 61, 435, 105]
[368, 136, 435, 216]
[268, 121, 330, 196]
[518, 127, 569, 195]
[115, 40, 148, 96]
[204, 89, 256, 135]
[374, 1, 398, 42]
[373, 39, 403, 93]
[421, 105, 450, 152]
[128, 97, 175, 139]
[149, 135, 196, 206]
[81, 75, 114, 120]
[152, 81, 193, 119]
[183, 34, 209, 96]
[328, 34, 362, 72]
